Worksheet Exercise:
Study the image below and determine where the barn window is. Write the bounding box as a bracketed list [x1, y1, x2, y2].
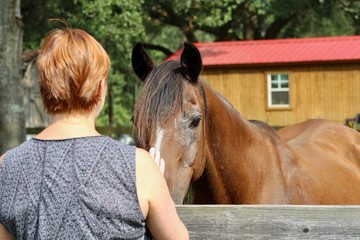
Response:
[267, 73, 290, 108]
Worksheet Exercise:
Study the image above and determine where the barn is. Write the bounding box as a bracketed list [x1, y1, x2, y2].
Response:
[168, 36, 360, 128]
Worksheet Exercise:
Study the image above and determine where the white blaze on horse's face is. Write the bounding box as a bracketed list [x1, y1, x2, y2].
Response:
[155, 128, 164, 152]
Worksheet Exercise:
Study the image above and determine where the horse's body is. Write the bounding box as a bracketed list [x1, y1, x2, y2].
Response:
[191, 81, 360, 204]
[131, 42, 360, 204]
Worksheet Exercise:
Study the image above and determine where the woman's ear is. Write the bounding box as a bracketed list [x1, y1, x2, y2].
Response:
[97, 78, 107, 100]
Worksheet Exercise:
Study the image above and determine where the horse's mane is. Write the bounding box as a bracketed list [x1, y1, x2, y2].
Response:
[133, 60, 185, 149]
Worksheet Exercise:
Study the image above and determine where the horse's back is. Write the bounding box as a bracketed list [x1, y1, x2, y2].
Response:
[278, 119, 360, 146]
[277, 119, 360, 204]
[278, 119, 360, 158]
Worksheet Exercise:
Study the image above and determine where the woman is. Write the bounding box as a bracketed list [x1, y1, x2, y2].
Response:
[0, 26, 188, 239]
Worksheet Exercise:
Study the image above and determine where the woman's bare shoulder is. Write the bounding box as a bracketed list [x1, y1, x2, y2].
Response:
[0, 154, 5, 166]
[135, 147, 162, 183]
[135, 148, 161, 172]
[0, 224, 13, 240]
[135, 147, 150, 158]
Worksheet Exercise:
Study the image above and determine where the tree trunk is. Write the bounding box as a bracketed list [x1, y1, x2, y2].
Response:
[0, 0, 25, 155]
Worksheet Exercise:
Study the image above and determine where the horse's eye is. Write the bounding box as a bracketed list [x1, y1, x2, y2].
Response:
[189, 116, 202, 128]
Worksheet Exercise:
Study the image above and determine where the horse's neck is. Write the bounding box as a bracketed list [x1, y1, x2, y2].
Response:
[202, 81, 262, 156]
[194, 82, 288, 204]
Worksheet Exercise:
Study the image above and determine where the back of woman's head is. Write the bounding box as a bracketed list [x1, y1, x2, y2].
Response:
[37, 27, 110, 114]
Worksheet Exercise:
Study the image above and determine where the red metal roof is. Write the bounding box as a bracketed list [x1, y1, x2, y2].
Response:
[166, 35, 360, 67]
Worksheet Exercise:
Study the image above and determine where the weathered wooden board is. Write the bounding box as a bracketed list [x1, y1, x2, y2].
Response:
[176, 205, 360, 239]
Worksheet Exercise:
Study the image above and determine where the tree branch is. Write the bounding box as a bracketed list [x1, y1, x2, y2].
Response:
[142, 43, 174, 57]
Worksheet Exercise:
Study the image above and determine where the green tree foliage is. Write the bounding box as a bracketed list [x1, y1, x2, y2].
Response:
[141, 0, 360, 57]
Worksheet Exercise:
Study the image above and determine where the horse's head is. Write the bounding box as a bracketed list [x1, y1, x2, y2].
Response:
[131, 42, 207, 204]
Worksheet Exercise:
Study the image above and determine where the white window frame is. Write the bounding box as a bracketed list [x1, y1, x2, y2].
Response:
[267, 73, 290, 108]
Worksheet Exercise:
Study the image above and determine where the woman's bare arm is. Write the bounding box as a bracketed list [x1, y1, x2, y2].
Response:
[136, 148, 189, 240]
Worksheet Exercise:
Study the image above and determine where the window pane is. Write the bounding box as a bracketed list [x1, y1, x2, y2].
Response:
[280, 74, 288, 80]
[271, 91, 289, 105]
[280, 74, 289, 88]
[271, 75, 277, 81]
[271, 80, 278, 88]
[280, 80, 288, 88]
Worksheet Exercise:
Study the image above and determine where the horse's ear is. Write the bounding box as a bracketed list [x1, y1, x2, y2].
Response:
[132, 42, 155, 82]
[180, 42, 202, 84]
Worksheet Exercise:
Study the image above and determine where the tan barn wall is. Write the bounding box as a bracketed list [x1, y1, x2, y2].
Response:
[202, 63, 360, 127]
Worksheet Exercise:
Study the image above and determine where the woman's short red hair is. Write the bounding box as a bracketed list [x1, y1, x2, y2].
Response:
[37, 28, 110, 114]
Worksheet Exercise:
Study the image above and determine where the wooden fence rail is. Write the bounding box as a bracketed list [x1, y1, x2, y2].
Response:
[176, 205, 360, 239]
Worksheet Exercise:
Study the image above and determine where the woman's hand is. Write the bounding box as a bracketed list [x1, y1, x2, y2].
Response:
[149, 147, 165, 175]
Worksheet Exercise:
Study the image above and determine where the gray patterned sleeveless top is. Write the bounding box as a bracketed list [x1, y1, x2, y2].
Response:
[0, 136, 150, 240]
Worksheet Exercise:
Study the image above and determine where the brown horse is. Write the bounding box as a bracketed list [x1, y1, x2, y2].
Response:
[131, 42, 360, 205]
